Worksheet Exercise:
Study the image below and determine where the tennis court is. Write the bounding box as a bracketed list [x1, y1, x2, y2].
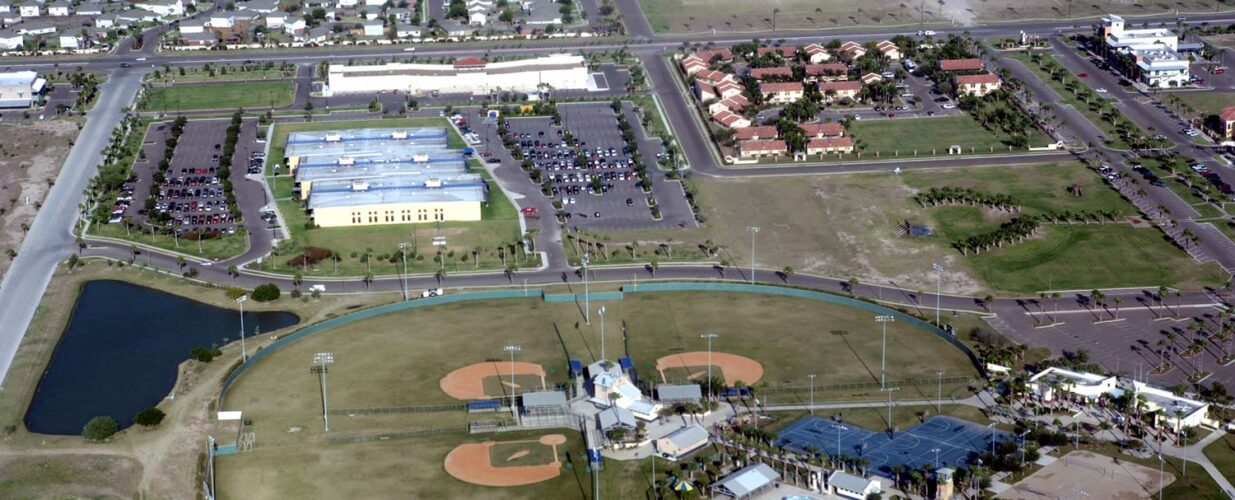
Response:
[776, 415, 1014, 474]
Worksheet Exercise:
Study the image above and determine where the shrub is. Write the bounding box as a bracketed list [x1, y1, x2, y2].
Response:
[225, 287, 246, 299]
[251, 283, 281, 301]
[82, 416, 118, 441]
[134, 407, 166, 427]
[190, 347, 220, 362]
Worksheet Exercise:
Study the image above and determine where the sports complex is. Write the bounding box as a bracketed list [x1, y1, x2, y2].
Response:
[211, 283, 985, 498]
[777, 415, 1012, 474]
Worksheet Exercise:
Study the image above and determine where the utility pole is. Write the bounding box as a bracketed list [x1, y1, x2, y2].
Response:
[747, 226, 759, 284]
[808, 373, 816, 415]
[582, 252, 590, 325]
[937, 370, 945, 413]
[236, 296, 248, 363]
[932, 263, 944, 326]
[701, 333, 719, 399]
[876, 315, 894, 389]
[599, 307, 607, 361]
[312, 352, 334, 432]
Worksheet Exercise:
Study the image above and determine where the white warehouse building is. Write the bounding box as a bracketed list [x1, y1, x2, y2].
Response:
[326, 54, 591, 96]
[1027, 367, 1122, 402]
[1100, 14, 1190, 88]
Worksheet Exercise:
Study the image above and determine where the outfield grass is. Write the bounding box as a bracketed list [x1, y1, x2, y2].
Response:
[139, 81, 295, 112]
[849, 116, 1031, 157]
[260, 117, 533, 277]
[219, 292, 977, 497]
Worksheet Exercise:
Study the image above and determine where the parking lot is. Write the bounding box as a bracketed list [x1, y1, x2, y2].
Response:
[122, 119, 244, 240]
[502, 101, 694, 231]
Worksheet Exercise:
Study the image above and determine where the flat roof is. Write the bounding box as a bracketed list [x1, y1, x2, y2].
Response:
[1029, 367, 1112, 387]
[329, 54, 585, 79]
[1134, 381, 1207, 417]
[662, 424, 709, 448]
[306, 180, 486, 210]
[296, 162, 467, 184]
[657, 384, 702, 401]
[714, 463, 778, 497]
[522, 390, 567, 407]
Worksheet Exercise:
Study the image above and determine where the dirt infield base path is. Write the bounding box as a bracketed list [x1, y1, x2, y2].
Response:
[439, 361, 546, 400]
[998, 450, 1173, 499]
[444, 435, 565, 487]
[655, 351, 763, 386]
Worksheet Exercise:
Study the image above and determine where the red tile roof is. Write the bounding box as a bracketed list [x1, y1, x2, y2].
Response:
[955, 73, 1001, 85]
[800, 122, 845, 137]
[1221, 106, 1235, 122]
[939, 58, 983, 71]
[860, 72, 883, 83]
[760, 81, 804, 94]
[804, 43, 827, 55]
[807, 137, 854, 150]
[805, 63, 848, 75]
[750, 66, 794, 79]
[735, 126, 779, 140]
[739, 139, 788, 152]
[713, 110, 749, 127]
[756, 46, 797, 57]
[696, 48, 733, 62]
[876, 40, 897, 50]
[820, 80, 863, 92]
[720, 94, 750, 110]
[695, 69, 733, 84]
[453, 57, 487, 68]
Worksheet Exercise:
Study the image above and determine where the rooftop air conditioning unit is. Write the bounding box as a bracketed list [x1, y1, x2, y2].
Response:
[351, 181, 370, 191]
[425, 178, 443, 188]
[392, 130, 408, 139]
[412, 153, 430, 162]
[325, 132, 341, 142]
[338, 156, 355, 165]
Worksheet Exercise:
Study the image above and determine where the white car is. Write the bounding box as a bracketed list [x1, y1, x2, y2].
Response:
[403, 47, 416, 52]
[941, 103, 956, 109]
[918, 30, 936, 36]
[309, 284, 326, 292]
[422, 288, 444, 298]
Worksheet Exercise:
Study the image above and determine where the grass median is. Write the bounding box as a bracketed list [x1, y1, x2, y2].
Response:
[139, 80, 296, 112]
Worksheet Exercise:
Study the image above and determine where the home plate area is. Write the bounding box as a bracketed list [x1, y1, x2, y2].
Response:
[776, 416, 1014, 474]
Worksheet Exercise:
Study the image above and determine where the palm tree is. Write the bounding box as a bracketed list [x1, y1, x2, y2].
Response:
[1113, 297, 1123, 319]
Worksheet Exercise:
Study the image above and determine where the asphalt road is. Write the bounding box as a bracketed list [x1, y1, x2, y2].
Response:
[0, 68, 145, 385]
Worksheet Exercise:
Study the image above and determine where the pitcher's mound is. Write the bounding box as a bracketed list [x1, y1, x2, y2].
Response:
[655, 351, 763, 386]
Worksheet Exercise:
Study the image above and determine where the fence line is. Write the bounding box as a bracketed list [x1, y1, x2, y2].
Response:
[327, 426, 470, 445]
[329, 403, 468, 416]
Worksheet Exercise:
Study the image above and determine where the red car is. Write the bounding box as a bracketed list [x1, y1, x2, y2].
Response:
[1214, 68, 1226, 75]
[1076, 72, 1088, 78]
[520, 207, 538, 214]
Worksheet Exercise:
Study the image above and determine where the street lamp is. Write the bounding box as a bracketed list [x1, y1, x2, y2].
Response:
[503, 344, 521, 423]
[582, 252, 590, 325]
[836, 424, 849, 466]
[1020, 429, 1031, 467]
[808, 373, 817, 415]
[598, 306, 606, 361]
[399, 242, 411, 301]
[236, 296, 248, 363]
[746, 226, 759, 284]
[701, 333, 719, 399]
[930, 447, 941, 469]
[876, 315, 894, 389]
[883, 386, 900, 435]
[932, 263, 944, 326]
[311, 352, 334, 432]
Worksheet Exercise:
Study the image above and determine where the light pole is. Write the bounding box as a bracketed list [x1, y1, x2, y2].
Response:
[746, 226, 759, 284]
[504, 344, 521, 423]
[582, 252, 590, 325]
[236, 296, 248, 363]
[932, 263, 944, 326]
[883, 386, 900, 435]
[598, 306, 607, 361]
[399, 242, 411, 301]
[1158, 453, 1165, 500]
[701, 333, 718, 398]
[836, 424, 849, 466]
[931, 447, 941, 469]
[876, 315, 894, 389]
[936, 370, 945, 413]
[989, 423, 998, 456]
[312, 352, 334, 432]
[1020, 430, 1031, 467]
[808, 373, 817, 415]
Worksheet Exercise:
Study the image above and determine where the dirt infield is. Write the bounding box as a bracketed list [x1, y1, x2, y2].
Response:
[444, 435, 566, 487]
[998, 450, 1174, 499]
[655, 351, 763, 386]
[439, 361, 547, 400]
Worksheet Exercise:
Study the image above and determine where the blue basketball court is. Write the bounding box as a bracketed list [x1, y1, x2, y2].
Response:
[775, 415, 1013, 474]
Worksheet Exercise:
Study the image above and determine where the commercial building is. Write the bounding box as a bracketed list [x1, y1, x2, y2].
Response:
[0, 71, 45, 108]
[712, 463, 779, 499]
[306, 175, 485, 227]
[1100, 14, 1190, 88]
[1027, 367, 1121, 402]
[1220, 106, 1235, 139]
[1132, 381, 1209, 431]
[326, 54, 590, 96]
[654, 424, 709, 460]
[586, 360, 660, 420]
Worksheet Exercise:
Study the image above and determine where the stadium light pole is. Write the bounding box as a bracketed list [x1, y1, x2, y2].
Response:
[931, 447, 941, 469]
[598, 307, 607, 361]
[399, 242, 411, 301]
[936, 370, 945, 413]
[236, 295, 249, 363]
[312, 352, 334, 432]
[701, 333, 719, 399]
[808, 373, 816, 415]
[883, 386, 900, 435]
[504, 344, 521, 424]
[746, 226, 759, 284]
[582, 252, 590, 325]
[932, 263, 944, 326]
[876, 315, 894, 389]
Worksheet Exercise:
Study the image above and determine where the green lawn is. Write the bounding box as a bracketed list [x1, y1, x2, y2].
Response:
[1172, 91, 1235, 117]
[1203, 432, 1235, 484]
[139, 80, 295, 112]
[147, 66, 296, 84]
[848, 116, 1022, 157]
[219, 291, 978, 497]
[261, 117, 532, 277]
[91, 223, 249, 261]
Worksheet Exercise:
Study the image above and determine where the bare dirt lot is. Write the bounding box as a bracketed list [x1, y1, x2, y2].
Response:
[999, 450, 1174, 499]
[0, 119, 80, 280]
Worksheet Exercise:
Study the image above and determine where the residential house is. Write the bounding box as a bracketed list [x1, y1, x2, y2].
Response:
[18, 21, 56, 35]
[388, 7, 411, 22]
[395, 23, 419, 38]
[737, 139, 787, 159]
[0, 29, 20, 49]
[695, 48, 732, 63]
[806, 137, 854, 154]
[180, 30, 217, 46]
[680, 54, 708, 75]
[939, 58, 983, 72]
[208, 12, 234, 28]
[1220, 106, 1235, 139]
[76, 2, 103, 16]
[749, 66, 792, 81]
[1, 12, 21, 25]
[178, 18, 206, 33]
[468, 11, 485, 25]
[283, 17, 307, 37]
[47, 1, 71, 17]
[134, 0, 184, 17]
[955, 73, 1001, 97]
[804, 63, 848, 82]
[16, 3, 36, 17]
[800, 122, 844, 138]
[263, 12, 287, 29]
[838, 41, 865, 59]
[57, 33, 78, 49]
[735, 125, 777, 141]
[240, 0, 281, 13]
[760, 81, 803, 104]
[706, 93, 748, 115]
[860, 72, 883, 84]
[756, 45, 796, 59]
[362, 20, 384, 36]
[712, 109, 750, 129]
[694, 69, 735, 86]
[116, 8, 161, 23]
[875, 40, 900, 60]
[94, 15, 115, 28]
[818, 80, 862, 101]
[0, 1, 12, 14]
[803, 43, 829, 63]
[306, 25, 331, 43]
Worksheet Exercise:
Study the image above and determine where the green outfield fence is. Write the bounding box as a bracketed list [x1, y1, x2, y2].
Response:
[218, 282, 985, 407]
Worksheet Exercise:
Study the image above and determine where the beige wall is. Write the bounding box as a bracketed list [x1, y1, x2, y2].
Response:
[311, 200, 481, 227]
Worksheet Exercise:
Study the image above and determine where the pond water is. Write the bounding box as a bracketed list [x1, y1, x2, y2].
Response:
[24, 280, 299, 435]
